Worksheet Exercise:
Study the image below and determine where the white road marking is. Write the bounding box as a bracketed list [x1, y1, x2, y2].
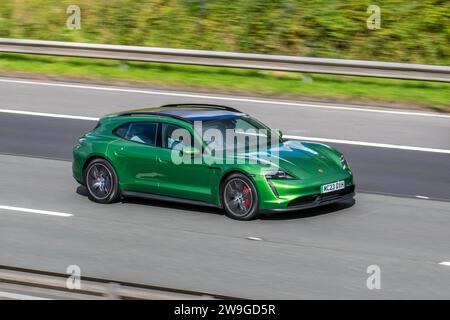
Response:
[246, 237, 263, 241]
[284, 135, 450, 154]
[1, 108, 449, 154]
[439, 262, 450, 267]
[415, 195, 430, 199]
[0, 77, 449, 118]
[0, 205, 73, 217]
[0, 290, 51, 300]
[0, 108, 98, 121]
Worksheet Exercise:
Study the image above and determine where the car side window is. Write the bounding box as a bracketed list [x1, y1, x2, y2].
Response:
[162, 123, 192, 149]
[113, 123, 130, 139]
[114, 122, 158, 146]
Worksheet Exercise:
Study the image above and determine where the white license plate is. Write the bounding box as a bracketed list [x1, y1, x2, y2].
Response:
[321, 181, 345, 193]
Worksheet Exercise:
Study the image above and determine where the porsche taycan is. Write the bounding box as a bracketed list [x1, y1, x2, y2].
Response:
[73, 104, 355, 220]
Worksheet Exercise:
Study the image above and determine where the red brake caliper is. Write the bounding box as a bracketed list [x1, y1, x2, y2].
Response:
[243, 186, 251, 207]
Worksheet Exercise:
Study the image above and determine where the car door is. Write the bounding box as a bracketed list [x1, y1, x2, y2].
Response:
[109, 121, 160, 194]
[156, 122, 213, 202]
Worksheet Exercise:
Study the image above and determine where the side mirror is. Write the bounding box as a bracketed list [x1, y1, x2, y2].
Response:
[276, 129, 283, 139]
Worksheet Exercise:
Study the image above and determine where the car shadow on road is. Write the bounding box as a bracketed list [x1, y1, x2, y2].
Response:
[76, 185, 355, 220]
[76, 185, 89, 197]
[260, 199, 356, 221]
[76, 185, 224, 216]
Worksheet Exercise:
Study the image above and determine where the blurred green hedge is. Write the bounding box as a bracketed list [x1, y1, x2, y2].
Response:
[0, 0, 448, 64]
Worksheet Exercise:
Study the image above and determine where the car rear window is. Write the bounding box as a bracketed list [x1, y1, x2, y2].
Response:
[113, 123, 130, 138]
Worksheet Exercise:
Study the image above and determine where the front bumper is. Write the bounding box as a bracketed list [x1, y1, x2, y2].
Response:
[263, 185, 355, 212]
[254, 168, 355, 212]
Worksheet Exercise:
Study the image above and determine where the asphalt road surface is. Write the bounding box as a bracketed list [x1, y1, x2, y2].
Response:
[0, 77, 449, 299]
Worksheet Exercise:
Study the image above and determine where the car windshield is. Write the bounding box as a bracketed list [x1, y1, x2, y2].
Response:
[197, 116, 281, 152]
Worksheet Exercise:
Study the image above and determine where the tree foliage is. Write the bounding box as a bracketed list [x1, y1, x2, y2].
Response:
[0, 0, 448, 64]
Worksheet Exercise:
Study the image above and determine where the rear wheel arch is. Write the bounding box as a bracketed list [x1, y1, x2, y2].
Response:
[83, 155, 113, 174]
[82, 155, 117, 183]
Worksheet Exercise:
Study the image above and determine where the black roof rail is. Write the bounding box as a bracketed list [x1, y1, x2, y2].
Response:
[118, 111, 193, 123]
[160, 103, 242, 113]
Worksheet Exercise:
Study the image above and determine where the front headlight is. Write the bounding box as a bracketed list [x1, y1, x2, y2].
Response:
[340, 154, 350, 170]
[265, 170, 296, 180]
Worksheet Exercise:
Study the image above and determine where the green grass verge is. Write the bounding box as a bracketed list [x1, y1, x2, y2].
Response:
[0, 53, 449, 112]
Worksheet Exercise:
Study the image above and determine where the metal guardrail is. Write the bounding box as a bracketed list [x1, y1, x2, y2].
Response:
[0, 265, 240, 300]
[0, 38, 449, 82]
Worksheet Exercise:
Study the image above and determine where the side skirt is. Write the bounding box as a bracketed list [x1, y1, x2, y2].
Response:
[122, 191, 221, 209]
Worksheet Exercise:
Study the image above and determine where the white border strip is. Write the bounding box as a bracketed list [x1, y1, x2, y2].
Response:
[284, 135, 450, 154]
[0, 205, 73, 217]
[0, 78, 449, 118]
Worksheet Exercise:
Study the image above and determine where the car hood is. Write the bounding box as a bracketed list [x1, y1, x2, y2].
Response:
[242, 139, 344, 179]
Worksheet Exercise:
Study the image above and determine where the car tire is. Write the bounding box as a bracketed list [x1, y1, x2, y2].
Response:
[84, 158, 121, 204]
[221, 173, 259, 221]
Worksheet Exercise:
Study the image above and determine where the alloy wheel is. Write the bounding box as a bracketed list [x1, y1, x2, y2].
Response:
[86, 163, 113, 200]
[223, 178, 254, 217]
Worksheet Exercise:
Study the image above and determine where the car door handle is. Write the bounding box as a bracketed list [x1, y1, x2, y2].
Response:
[158, 158, 169, 163]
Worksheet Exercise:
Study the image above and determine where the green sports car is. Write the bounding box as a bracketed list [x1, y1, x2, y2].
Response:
[72, 104, 355, 220]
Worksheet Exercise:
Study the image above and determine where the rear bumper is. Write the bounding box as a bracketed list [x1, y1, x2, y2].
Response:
[262, 185, 355, 213]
